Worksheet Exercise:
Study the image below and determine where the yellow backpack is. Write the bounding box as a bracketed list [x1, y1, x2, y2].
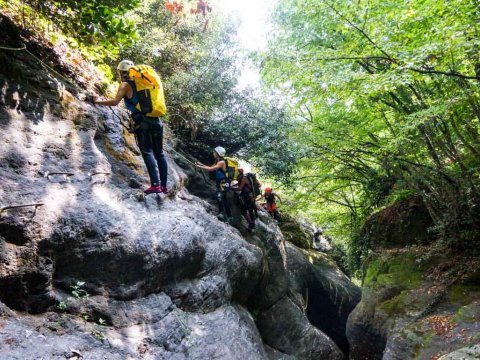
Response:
[224, 157, 239, 180]
[128, 65, 167, 117]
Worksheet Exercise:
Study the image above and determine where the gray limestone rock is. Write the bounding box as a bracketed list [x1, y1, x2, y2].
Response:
[257, 296, 344, 360]
[285, 244, 361, 355]
[0, 33, 362, 360]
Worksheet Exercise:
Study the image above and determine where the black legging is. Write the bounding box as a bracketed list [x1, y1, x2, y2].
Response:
[239, 192, 256, 226]
[136, 122, 168, 187]
[216, 182, 232, 218]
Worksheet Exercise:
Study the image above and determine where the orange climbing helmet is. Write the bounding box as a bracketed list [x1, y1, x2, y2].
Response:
[265, 187, 272, 193]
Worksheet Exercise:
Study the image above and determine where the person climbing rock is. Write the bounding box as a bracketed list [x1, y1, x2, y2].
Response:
[195, 146, 233, 222]
[94, 60, 168, 194]
[233, 168, 256, 231]
[262, 187, 282, 220]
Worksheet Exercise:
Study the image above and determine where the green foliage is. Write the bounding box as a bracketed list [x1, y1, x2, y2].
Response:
[260, 0, 480, 269]
[199, 90, 300, 181]
[22, 0, 139, 52]
[364, 252, 422, 289]
[119, 0, 299, 180]
[57, 301, 67, 312]
[448, 285, 480, 305]
[71, 281, 89, 300]
[379, 291, 408, 316]
[453, 304, 478, 323]
[56, 281, 90, 315]
[119, 1, 241, 132]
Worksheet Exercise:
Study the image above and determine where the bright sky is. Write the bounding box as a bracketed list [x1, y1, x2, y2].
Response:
[216, 0, 277, 88]
[217, 0, 275, 49]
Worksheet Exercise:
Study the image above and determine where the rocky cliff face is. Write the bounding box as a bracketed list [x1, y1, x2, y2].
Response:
[0, 16, 360, 359]
[346, 201, 480, 360]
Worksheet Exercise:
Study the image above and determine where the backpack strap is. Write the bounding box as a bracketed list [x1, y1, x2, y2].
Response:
[124, 79, 140, 114]
[223, 158, 232, 185]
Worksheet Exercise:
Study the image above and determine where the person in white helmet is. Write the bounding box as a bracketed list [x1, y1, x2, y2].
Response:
[195, 146, 232, 221]
[94, 60, 168, 194]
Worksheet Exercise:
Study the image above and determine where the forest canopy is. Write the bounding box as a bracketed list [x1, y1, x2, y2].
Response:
[259, 0, 480, 271]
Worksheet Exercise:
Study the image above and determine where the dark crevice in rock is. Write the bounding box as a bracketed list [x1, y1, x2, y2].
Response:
[0, 219, 30, 245]
[305, 280, 351, 356]
[0, 270, 55, 313]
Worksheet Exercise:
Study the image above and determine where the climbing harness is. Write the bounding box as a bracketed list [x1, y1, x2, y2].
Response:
[0, 46, 206, 214]
[110, 108, 208, 182]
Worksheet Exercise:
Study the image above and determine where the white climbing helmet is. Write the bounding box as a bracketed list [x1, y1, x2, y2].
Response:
[117, 60, 134, 72]
[214, 146, 226, 157]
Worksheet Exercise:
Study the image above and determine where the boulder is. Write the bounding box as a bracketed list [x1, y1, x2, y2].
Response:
[257, 296, 344, 359]
[286, 244, 361, 355]
[347, 249, 480, 359]
[360, 195, 434, 249]
[249, 222, 359, 359]
[0, 297, 268, 359]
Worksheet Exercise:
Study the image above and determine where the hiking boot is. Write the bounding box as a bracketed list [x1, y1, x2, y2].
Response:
[160, 186, 169, 194]
[144, 185, 162, 194]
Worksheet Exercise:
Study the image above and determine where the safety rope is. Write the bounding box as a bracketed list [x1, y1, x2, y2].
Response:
[105, 107, 207, 181]
[25, 48, 83, 91]
[165, 144, 195, 166]
[0, 203, 44, 213]
[109, 107, 130, 130]
[0, 43, 84, 92]
[45, 171, 75, 178]
[165, 144, 209, 183]
[0, 45, 27, 51]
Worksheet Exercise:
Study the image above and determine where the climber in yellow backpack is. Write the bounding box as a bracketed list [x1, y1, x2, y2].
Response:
[94, 60, 168, 194]
[195, 146, 238, 222]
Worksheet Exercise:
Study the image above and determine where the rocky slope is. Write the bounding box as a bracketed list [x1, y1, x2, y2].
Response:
[0, 14, 360, 359]
[346, 198, 480, 360]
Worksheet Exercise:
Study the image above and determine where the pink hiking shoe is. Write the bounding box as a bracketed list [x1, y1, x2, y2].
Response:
[144, 185, 162, 194]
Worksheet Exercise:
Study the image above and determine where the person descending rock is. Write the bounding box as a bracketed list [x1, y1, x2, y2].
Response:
[195, 146, 233, 222]
[263, 187, 282, 220]
[94, 60, 168, 194]
[233, 168, 256, 231]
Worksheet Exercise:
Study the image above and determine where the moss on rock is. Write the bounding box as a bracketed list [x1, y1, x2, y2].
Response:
[448, 285, 477, 305]
[452, 304, 478, 323]
[364, 251, 422, 290]
[277, 214, 311, 250]
[379, 291, 408, 316]
[359, 195, 434, 249]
